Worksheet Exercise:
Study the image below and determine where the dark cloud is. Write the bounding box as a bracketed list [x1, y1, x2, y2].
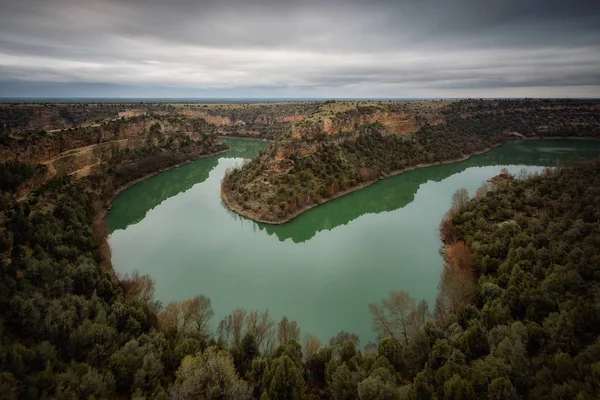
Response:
[0, 0, 599, 97]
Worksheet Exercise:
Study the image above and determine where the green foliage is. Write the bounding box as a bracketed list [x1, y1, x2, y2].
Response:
[330, 363, 359, 400]
[0, 162, 44, 193]
[263, 355, 304, 400]
[357, 374, 399, 400]
[405, 161, 600, 399]
[171, 347, 251, 400]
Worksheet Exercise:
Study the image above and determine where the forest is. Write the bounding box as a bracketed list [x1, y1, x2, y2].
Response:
[2, 138, 600, 398]
[222, 99, 600, 223]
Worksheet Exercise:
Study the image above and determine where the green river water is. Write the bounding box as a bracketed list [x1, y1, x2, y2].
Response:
[107, 138, 600, 345]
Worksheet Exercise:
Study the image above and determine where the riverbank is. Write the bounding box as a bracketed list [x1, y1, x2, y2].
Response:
[219, 135, 271, 142]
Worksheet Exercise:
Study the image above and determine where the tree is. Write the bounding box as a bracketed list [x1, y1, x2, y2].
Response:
[181, 295, 214, 335]
[305, 347, 333, 389]
[369, 291, 416, 344]
[330, 363, 358, 400]
[246, 310, 276, 354]
[277, 316, 300, 346]
[157, 302, 184, 335]
[120, 270, 161, 314]
[263, 355, 304, 400]
[133, 352, 164, 392]
[329, 331, 360, 358]
[378, 337, 402, 371]
[357, 375, 399, 400]
[303, 334, 321, 361]
[487, 377, 518, 400]
[443, 374, 475, 399]
[170, 347, 251, 400]
[451, 188, 470, 212]
[233, 334, 259, 378]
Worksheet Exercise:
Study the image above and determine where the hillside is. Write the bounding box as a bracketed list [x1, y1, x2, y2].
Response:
[0, 102, 321, 140]
[222, 99, 600, 223]
[0, 114, 229, 199]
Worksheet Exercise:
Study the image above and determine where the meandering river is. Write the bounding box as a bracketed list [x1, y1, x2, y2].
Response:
[107, 138, 600, 345]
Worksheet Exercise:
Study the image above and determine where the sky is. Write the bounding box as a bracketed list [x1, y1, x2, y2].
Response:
[0, 0, 599, 98]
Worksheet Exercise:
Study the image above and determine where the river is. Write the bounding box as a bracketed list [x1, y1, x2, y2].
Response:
[107, 138, 600, 345]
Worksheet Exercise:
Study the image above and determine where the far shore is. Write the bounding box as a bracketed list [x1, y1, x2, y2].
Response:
[218, 135, 271, 142]
[221, 135, 600, 225]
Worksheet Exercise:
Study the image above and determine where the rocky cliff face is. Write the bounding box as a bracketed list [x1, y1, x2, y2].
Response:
[1, 102, 320, 140]
[0, 104, 125, 133]
[1, 114, 230, 199]
[0, 115, 211, 164]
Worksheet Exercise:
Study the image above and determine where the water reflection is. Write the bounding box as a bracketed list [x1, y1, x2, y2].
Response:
[107, 138, 267, 231]
[108, 138, 600, 236]
[256, 140, 600, 243]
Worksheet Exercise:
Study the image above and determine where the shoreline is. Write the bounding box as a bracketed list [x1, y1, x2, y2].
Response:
[99, 147, 230, 220]
[218, 135, 271, 142]
[221, 142, 506, 225]
[97, 146, 230, 280]
[221, 135, 600, 225]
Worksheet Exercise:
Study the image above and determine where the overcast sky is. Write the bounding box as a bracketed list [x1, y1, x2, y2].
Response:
[1, 0, 599, 98]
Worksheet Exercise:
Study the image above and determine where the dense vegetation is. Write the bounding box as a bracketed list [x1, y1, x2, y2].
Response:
[2, 147, 600, 398]
[1, 100, 600, 399]
[422, 163, 600, 399]
[222, 99, 600, 222]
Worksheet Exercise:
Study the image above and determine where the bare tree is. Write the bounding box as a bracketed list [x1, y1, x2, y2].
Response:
[405, 300, 430, 340]
[217, 317, 233, 348]
[434, 256, 477, 326]
[475, 181, 492, 198]
[445, 241, 476, 271]
[158, 295, 213, 336]
[369, 291, 416, 344]
[230, 308, 247, 347]
[158, 302, 184, 334]
[303, 334, 322, 361]
[277, 316, 300, 345]
[182, 295, 214, 335]
[120, 270, 162, 314]
[451, 188, 470, 211]
[246, 309, 276, 353]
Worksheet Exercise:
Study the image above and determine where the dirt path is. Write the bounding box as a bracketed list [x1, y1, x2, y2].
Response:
[42, 138, 130, 165]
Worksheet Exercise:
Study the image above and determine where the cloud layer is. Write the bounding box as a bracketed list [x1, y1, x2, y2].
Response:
[1, 0, 599, 97]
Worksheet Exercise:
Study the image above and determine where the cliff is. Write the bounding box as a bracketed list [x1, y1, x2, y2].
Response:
[1, 115, 228, 199]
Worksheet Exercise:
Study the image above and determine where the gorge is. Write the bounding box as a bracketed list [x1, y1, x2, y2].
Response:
[107, 137, 600, 344]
